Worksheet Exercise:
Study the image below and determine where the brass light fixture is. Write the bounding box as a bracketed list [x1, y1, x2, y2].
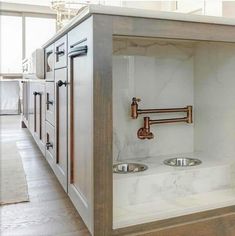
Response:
[131, 97, 193, 140]
[51, 0, 90, 30]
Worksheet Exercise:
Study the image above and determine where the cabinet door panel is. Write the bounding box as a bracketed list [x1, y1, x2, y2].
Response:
[28, 82, 36, 134]
[55, 68, 68, 192]
[45, 121, 55, 167]
[68, 19, 93, 233]
[22, 81, 29, 126]
[45, 81, 55, 125]
[33, 82, 46, 155]
[54, 35, 67, 69]
[39, 83, 46, 155]
[45, 44, 54, 81]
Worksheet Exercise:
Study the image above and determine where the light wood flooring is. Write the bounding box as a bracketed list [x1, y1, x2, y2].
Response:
[0, 115, 90, 236]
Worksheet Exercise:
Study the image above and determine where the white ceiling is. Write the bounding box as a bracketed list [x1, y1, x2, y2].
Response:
[0, 0, 52, 6]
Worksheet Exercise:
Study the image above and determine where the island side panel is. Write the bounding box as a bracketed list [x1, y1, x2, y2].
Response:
[111, 16, 235, 43]
[93, 15, 113, 235]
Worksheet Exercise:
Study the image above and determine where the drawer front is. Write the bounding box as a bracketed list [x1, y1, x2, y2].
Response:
[45, 121, 55, 167]
[45, 44, 54, 81]
[45, 82, 55, 126]
[54, 35, 67, 69]
[68, 19, 90, 52]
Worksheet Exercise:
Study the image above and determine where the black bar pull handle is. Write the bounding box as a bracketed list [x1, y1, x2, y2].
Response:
[33, 91, 39, 96]
[55, 49, 65, 56]
[46, 100, 54, 105]
[46, 142, 53, 150]
[68, 45, 88, 58]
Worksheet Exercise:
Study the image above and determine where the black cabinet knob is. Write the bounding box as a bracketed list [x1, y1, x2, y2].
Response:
[57, 80, 67, 87]
[33, 91, 41, 96]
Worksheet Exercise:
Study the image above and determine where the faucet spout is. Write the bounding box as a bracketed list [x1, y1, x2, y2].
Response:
[137, 117, 154, 139]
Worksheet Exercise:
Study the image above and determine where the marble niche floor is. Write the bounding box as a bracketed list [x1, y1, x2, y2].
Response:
[113, 153, 235, 229]
[0, 115, 90, 236]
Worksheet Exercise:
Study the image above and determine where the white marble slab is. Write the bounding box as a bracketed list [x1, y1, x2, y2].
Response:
[113, 38, 194, 161]
[113, 153, 235, 228]
[114, 188, 235, 229]
[113, 153, 235, 207]
[194, 42, 235, 159]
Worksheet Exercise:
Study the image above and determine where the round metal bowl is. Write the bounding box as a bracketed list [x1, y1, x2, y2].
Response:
[164, 157, 202, 167]
[113, 163, 148, 174]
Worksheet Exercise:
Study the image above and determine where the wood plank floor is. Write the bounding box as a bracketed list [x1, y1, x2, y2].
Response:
[0, 115, 90, 236]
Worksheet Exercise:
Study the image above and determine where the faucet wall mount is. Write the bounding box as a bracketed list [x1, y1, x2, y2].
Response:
[131, 97, 193, 140]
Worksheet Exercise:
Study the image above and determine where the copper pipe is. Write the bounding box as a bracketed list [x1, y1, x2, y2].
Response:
[137, 114, 192, 140]
[150, 117, 188, 125]
[131, 97, 192, 119]
[131, 97, 193, 139]
[139, 107, 189, 114]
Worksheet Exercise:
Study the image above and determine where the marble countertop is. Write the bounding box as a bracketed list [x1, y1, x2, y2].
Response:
[43, 4, 235, 48]
[113, 151, 235, 228]
[113, 152, 235, 179]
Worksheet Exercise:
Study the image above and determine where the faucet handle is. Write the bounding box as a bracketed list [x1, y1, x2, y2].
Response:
[132, 97, 141, 103]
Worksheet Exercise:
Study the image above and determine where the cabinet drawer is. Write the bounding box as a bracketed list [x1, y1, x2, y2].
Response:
[45, 82, 55, 126]
[45, 121, 55, 167]
[54, 35, 67, 69]
[68, 19, 90, 51]
[45, 44, 54, 81]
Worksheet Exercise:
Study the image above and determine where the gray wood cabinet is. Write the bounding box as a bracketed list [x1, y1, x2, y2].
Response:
[67, 18, 93, 233]
[54, 67, 68, 192]
[22, 8, 235, 236]
[22, 81, 46, 155]
[34, 82, 46, 156]
[44, 39, 69, 193]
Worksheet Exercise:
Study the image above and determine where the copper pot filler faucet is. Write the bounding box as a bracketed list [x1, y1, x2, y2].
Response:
[131, 97, 193, 140]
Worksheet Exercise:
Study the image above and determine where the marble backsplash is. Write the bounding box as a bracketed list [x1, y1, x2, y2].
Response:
[113, 38, 235, 161]
[113, 38, 194, 161]
[194, 42, 235, 158]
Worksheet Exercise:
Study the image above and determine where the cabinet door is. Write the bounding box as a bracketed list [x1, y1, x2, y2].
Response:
[68, 20, 93, 233]
[45, 81, 55, 126]
[45, 121, 55, 168]
[34, 82, 46, 155]
[28, 82, 36, 134]
[45, 44, 54, 81]
[55, 68, 68, 192]
[22, 81, 29, 126]
[39, 83, 46, 155]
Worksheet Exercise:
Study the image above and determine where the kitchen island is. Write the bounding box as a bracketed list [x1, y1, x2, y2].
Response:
[22, 5, 235, 236]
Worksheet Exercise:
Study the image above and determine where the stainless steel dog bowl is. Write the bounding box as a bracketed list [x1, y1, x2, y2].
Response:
[164, 157, 202, 167]
[113, 163, 148, 174]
